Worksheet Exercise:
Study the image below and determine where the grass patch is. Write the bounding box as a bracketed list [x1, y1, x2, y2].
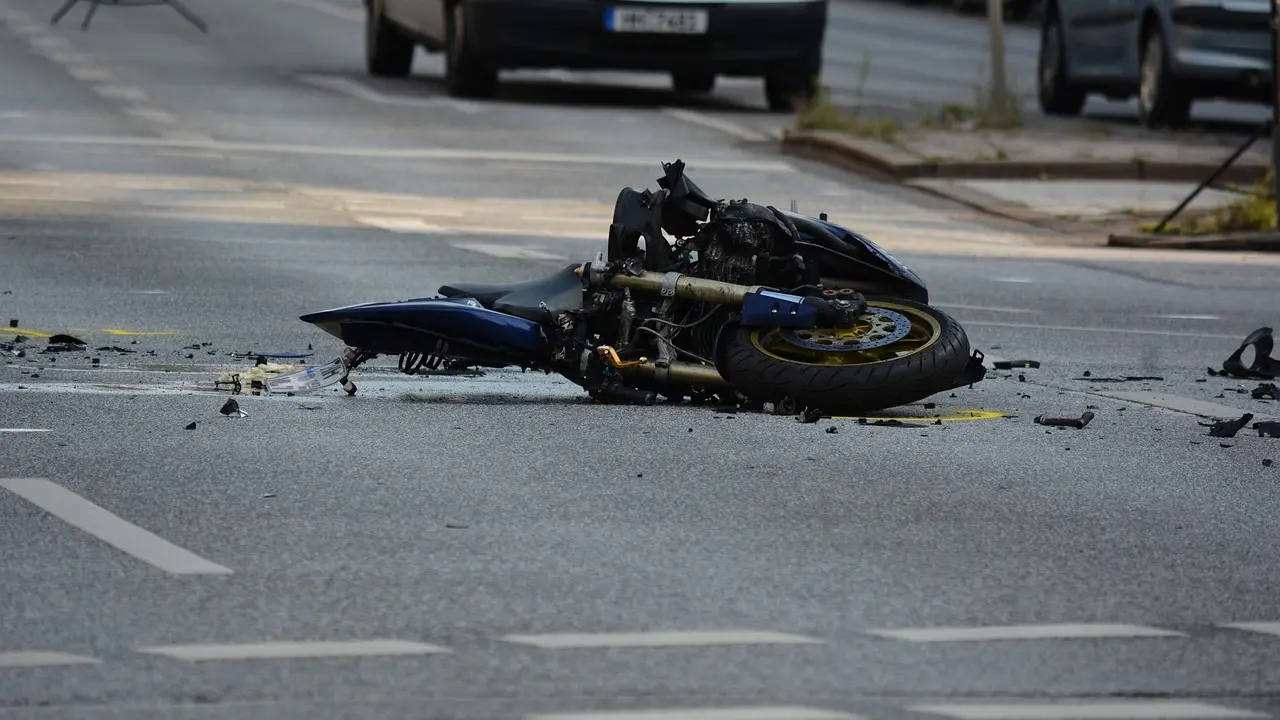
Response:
[1142, 168, 1277, 235]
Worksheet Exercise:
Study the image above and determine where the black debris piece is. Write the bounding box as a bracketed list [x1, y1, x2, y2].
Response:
[48, 334, 84, 345]
[1034, 411, 1095, 429]
[1265, 459, 1274, 467]
[1221, 443, 1234, 448]
[825, 426, 838, 434]
[1254, 421, 1280, 438]
[1018, 374, 1026, 382]
[1190, 441, 1202, 445]
[1125, 376, 1164, 381]
[1217, 327, 1280, 379]
[993, 360, 1040, 369]
[924, 402, 936, 409]
[91, 358, 99, 366]
[219, 398, 242, 417]
[1083, 370, 1092, 377]
[7, 319, 16, 328]
[796, 407, 823, 423]
[859, 418, 929, 428]
[184, 343, 201, 350]
[1195, 378, 1207, 383]
[445, 523, 468, 529]
[1253, 383, 1280, 400]
[934, 418, 942, 425]
[95, 345, 136, 354]
[1199, 413, 1254, 438]
[184, 422, 197, 430]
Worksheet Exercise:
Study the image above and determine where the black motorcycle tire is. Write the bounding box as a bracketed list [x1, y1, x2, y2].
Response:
[716, 296, 974, 415]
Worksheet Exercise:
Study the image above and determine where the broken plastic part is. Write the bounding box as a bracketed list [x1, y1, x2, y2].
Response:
[1199, 413, 1254, 438]
[1034, 411, 1095, 429]
[1253, 383, 1279, 400]
[1219, 327, 1280, 379]
[993, 360, 1040, 370]
[1254, 421, 1280, 438]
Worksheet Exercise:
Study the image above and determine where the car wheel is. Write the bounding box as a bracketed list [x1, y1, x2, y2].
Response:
[444, 1, 497, 99]
[1138, 26, 1192, 128]
[366, 0, 414, 78]
[672, 71, 716, 95]
[765, 71, 816, 112]
[1037, 6, 1086, 116]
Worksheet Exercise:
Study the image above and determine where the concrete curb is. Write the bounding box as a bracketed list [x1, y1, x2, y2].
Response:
[1107, 231, 1280, 251]
[780, 129, 1272, 184]
[903, 179, 1109, 241]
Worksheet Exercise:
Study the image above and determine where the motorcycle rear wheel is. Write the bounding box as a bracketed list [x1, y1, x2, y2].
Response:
[716, 296, 974, 414]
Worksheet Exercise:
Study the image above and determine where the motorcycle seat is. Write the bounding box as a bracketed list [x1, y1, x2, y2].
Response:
[438, 263, 585, 324]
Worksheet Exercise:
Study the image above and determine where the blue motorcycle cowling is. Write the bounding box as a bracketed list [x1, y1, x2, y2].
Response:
[298, 159, 986, 412]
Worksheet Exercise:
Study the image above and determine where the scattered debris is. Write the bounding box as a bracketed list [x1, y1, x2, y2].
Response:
[796, 407, 823, 423]
[1221, 443, 1234, 448]
[825, 426, 838, 434]
[44, 334, 86, 352]
[1199, 413, 1254, 438]
[859, 418, 928, 428]
[445, 523, 468, 529]
[1265, 459, 1274, 467]
[7, 319, 16, 328]
[1034, 411, 1095, 429]
[261, 493, 276, 499]
[95, 345, 136, 354]
[1075, 376, 1164, 383]
[1255, 421, 1280, 438]
[219, 398, 247, 418]
[1211, 327, 1280, 379]
[924, 402, 936, 409]
[994, 360, 1040, 370]
[1253, 383, 1280, 400]
[184, 421, 197, 430]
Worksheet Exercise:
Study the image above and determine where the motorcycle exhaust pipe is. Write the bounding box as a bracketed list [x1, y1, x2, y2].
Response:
[581, 264, 762, 306]
[596, 346, 730, 388]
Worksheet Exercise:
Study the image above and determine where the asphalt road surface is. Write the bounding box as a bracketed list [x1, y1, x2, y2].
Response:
[2, 1, 1280, 720]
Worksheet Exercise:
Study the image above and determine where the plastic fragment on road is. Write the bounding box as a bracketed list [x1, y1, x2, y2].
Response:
[1254, 421, 1280, 438]
[993, 360, 1039, 370]
[219, 398, 247, 418]
[1034, 411, 1095, 429]
[1253, 383, 1279, 400]
[214, 356, 345, 396]
[1199, 413, 1254, 438]
[1209, 327, 1280, 379]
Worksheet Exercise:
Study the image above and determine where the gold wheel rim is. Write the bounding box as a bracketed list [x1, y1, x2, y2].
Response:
[749, 301, 943, 367]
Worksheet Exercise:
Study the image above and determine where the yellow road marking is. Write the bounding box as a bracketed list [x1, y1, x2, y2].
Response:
[0, 327, 54, 338]
[832, 409, 1006, 422]
[103, 329, 178, 336]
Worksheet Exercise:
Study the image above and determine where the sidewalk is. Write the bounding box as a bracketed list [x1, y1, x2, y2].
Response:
[781, 119, 1278, 250]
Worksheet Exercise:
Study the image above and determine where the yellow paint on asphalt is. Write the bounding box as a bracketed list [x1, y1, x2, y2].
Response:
[832, 409, 1005, 422]
[0, 327, 54, 338]
[102, 329, 179, 336]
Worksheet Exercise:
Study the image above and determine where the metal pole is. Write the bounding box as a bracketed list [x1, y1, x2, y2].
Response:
[1271, 0, 1279, 222]
[987, 0, 1008, 121]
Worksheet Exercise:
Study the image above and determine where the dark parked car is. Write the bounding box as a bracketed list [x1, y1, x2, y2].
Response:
[363, 0, 827, 110]
[1036, 0, 1274, 127]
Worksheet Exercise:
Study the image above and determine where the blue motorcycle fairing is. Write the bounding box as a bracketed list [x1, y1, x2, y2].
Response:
[298, 297, 553, 364]
[740, 290, 819, 328]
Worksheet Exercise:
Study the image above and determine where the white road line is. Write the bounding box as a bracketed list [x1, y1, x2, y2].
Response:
[43, 51, 94, 65]
[865, 623, 1185, 642]
[123, 107, 179, 125]
[932, 303, 1037, 315]
[907, 701, 1267, 719]
[993, 277, 1036, 283]
[0, 134, 797, 172]
[661, 108, 770, 143]
[29, 36, 71, 51]
[964, 321, 1245, 341]
[1222, 622, 1280, 636]
[0, 428, 51, 433]
[134, 639, 451, 661]
[273, 0, 363, 22]
[297, 74, 481, 113]
[0, 651, 101, 668]
[66, 66, 116, 83]
[0, 477, 233, 576]
[1149, 314, 1221, 321]
[450, 241, 568, 261]
[527, 709, 858, 720]
[500, 630, 825, 649]
[92, 85, 149, 103]
[1089, 391, 1275, 421]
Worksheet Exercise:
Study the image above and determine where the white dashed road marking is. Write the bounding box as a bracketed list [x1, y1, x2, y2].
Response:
[661, 108, 770, 143]
[0, 651, 101, 668]
[0, 477, 233, 575]
[1221, 622, 1280, 636]
[865, 623, 1186, 642]
[0, 428, 51, 432]
[500, 630, 825, 649]
[527, 708, 860, 720]
[135, 639, 451, 661]
[908, 701, 1267, 719]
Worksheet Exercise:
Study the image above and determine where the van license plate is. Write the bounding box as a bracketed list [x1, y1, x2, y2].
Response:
[606, 7, 709, 33]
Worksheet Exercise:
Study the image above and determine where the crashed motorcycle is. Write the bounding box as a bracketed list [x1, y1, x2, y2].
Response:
[295, 160, 986, 414]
